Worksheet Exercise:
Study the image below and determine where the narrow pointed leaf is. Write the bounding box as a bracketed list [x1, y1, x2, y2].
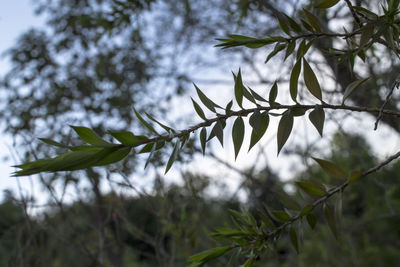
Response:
[249, 87, 267, 102]
[95, 147, 131, 166]
[303, 9, 322, 32]
[284, 14, 302, 33]
[277, 111, 294, 155]
[271, 210, 292, 222]
[306, 213, 317, 229]
[249, 112, 269, 151]
[300, 204, 314, 216]
[324, 204, 338, 239]
[308, 106, 325, 136]
[165, 140, 180, 174]
[232, 117, 245, 159]
[289, 227, 299, 253]
[312, 157, 347, 179]
[303, 58, 323, 101]
[109, 131, 147, 146]
[284, 41, 296, 60]
[144, 142, 157, 169]
[276, 191, 301, 210]
[234, 69, 244, 108]
[138, 141, 165, 154]
[39, 138, 70, 149]
[208, 120, 225, 147]
[296, 181, 326, 197]
[225, 100, 233, 116]
[269, 82, 278, 103]
[71, 126, 111, 147]
[315, 0, 340, 8]
[194, 83, 221, 112]
[265, 43, 286, 63]
[145, 113, 173, 132]
[191, 97, 207, 121]
[342, 78, 369, 105]
[348, 170, 362, 184]
[290, 59, 301, 102]
[133, 108, 159, 135]
[200, 127, 207, 155]
[188, 246, 232, 263]
[277, 16, 291, 35]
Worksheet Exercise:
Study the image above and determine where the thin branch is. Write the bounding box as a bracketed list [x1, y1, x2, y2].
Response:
[374, 78, 400, 130]
[262, 149, 400, 240]
[344, 0, 363, 28]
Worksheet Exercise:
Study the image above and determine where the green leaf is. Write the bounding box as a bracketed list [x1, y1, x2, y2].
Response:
[269, 82, 278, 103]
[342, 78, 369, 105]
[277, 111, 294, 155]
[300, 204, 314, 216]
[290, 59, 302, 102]
[194, 83, 221, 112]
[303, 9, 322, 32]
[260, 212, 275, 228]
[188, 246, 233, 264]
[200, 127, 207, 155]
[360, 23, 375, 47]
[249, 112, 269, 151]
[138, 141, 165, 153]
[248, 87, 267, 102]
[284, 41, 296, 60]
[225, 100, 233, 115]
[271, 210, 292, 222]
[308, 106, 325, 137]
[284, 14, 302, 33]
[249, 110, 261, 132]
[303, 58, 323, 101]
[109, 131, 147, 146]
[242, 258, 256, 267]
[348, 170, 362, 184]
[145, 112, 174, 132]
[95, 147, 131, 166]
[165, 140, 180, 174]
[265, 43, 286, 63]
[144, 142, 157, 169]
[232, 117, 245, 159]
[315, 0, 340, 8]
[289, 227, 299, 254]
[191, 97, 207, 121]
[312, 157, 347, 179]
[276, 191, 301, 210]
[133, 108, 159, 135]
[234, 69, 244, 108]
[277, 16, 291, 35]
[209, 120, 225, 147]
[296, 181, 326, 197]
[323, 204, 338, 239]
[38, 138, 70, 149]
[70, 126, 111, 147]
[306, 213, 317, 229]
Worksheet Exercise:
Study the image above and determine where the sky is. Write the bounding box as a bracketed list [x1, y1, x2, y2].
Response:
[0, 0, 45, 200]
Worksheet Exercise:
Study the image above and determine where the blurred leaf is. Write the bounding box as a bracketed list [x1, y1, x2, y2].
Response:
[324, 204, 338, 239]
[285, 41, 296, 60]
[232, 117, 245, 159]
[191, 97, 207, 121]
[303, 9, 322, 32]
[145, 112, 174, 132]
[277, 111, 294, 155]
[271, 210, 292, 222]
[200, 127, 207, 155]
[165, 140, 180, 174]
[276, 191, 301, 210]
[133, 108, 159, 135]
[289, 227, 299, 253]
[300, 204, 314, 216]
[306, 213, 317, 229]
[290, 59, 302, 102]
[284, 14, 302, 33]
[360, 23, 375, 47]
[144, 142, 157, 169]
[296, 181, 326, 197]
[188, 246, 232, 264]
[342, 78, 369, 105]
[209, 120, 225, 147]
[95, 147, 131, 166]
[277, 16, 291, 35]
[315, 0, 340, 8]
[303, 58, 323, 101]
[39, 138, 70, 149]
[248, 87, 267, 102]
[138, 141, 165, 154]
[71, 126, 112, 147]
[308, 106, 325, 137]
[348, 170, 362, 184]
[312, 157, 347, 179]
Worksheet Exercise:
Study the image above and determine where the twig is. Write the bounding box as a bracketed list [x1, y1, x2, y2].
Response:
[374, 77, 400, 130]
[344, 0, 363, 28]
